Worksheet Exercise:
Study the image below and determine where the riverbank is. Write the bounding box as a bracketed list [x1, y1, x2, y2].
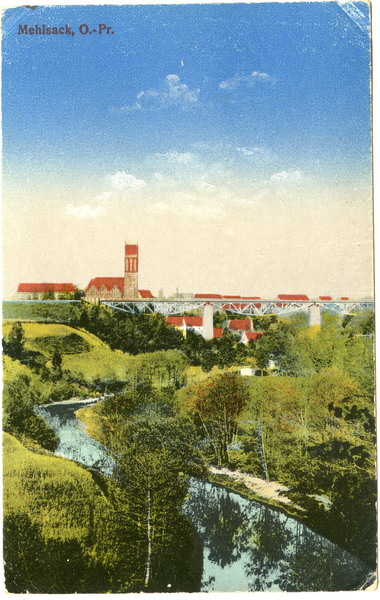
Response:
[75, 399, 309, 517]
[208, 465, 306, 511]
[38, 394, 113, 408]
[45, 398, 378, 591]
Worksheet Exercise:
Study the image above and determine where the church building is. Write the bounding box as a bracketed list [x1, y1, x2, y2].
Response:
[84, 243, 153, 301]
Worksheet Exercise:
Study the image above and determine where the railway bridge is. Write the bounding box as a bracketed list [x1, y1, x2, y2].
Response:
[100, 298, 374, 339]
[4, 298, 373, 340]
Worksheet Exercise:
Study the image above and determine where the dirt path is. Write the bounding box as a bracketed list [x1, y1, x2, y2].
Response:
[208, 465, 306, 511]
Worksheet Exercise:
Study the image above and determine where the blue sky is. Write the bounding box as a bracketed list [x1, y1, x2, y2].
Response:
[2, 2, 373, 299]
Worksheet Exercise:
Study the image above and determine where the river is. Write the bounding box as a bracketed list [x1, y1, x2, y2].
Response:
[35, 399, 374, 593]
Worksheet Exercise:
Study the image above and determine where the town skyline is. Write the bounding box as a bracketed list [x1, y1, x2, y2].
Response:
[2, 2, 374, 300]
[13, 237, 373, 302]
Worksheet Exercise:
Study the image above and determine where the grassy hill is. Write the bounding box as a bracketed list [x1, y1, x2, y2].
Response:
[2, 300, 81, 322]
[3, 432, 131, 593]
[2, 321, 105, 347]
[2, 320, 132, 381]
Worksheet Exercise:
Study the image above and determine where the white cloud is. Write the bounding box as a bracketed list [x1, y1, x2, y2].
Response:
[251, 71, 272, 81]
[236, 146, 263, 156]
[65, 204, 106, 218]
[270, 170, 302, 182]
[235, 146, 276, 165]
[108, 171, 147, 191]
[165, 74, 199, 103]
[148, 195, 227, 219]
[123, 74, 200, 111]
[199, 180, 217, 191]
[219, 71, 273, 91]
[157, 151, 198, 165]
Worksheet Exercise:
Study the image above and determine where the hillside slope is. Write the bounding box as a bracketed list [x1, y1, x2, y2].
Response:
[3, 432, 131, 593]
[2, 320, 132, 381]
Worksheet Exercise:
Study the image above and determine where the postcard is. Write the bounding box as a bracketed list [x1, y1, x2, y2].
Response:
[2, 0, 376, 594]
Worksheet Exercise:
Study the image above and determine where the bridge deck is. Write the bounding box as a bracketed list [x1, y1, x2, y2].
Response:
[99, 299, 374, 316]
[3, 299, 373, 317]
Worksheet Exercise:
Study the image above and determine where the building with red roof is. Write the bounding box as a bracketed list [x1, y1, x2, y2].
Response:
[319, 296, 332, 301]
[183, 316, 203, 328]
[16, 282, 78, 300]
[166, 315, 204, 337]
[139, 290, 154, 299]
[194, 293, 223, 299]
[241, 331, 264, 345]
[85, 277, 125, 299]
[276, 294, 309, 307]
[85, 243, 153, 301]
[166, 316, 184, 327]
[213, 328, 223, 338]
[241, 297, 261, 309]
[227, 319, 252, 331]
[277, 294, 309, 301]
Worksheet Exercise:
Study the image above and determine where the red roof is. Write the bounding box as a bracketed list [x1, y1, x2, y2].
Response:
[184, 316, 203, 327]
[167, 316, 183, 326]
[125, 244, 138, 256]
[277, 294, 309, 301]
[241, 297, 261, 309]
[17, 283, 76, 293]
[244, 332, 264, 342]
[139, 290, 153, 298]
[194, 293, 222, 299]
[85, 277, 124, 294]
[223, 295, 241, 299]
[213, 328, 223, 338]
[340, 297, 349, 300]
[319, 296, 332, 301]
[229, 319, 251, 331]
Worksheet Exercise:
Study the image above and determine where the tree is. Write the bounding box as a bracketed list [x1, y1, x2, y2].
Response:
[214, 331, 240, 369]
[51, 348, 63, 379]
[342, 310, 374, 336]
[250, 325, 289, 373]
[188, 372, 249, 465]
[5, 321, 25, 361]
[41, 291, 55, 300]
[97, 403, 204, 590]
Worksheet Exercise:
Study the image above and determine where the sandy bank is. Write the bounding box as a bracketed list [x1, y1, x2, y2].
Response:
[208, 465, 306, 511]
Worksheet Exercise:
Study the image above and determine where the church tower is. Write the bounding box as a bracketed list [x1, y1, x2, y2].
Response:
[124, 242, 139, 299]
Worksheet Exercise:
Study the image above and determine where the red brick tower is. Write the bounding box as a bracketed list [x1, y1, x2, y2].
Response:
[124, 242, 139, 299]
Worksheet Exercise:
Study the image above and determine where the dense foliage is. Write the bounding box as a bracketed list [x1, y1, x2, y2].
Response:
[2, 305, 376, 588]
[78, 396, 205, 590]
[187, 372, 249, 465]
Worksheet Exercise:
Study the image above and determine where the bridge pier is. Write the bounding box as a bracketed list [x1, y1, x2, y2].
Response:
[308, 304, 321, 328]
[203, 303, 214, 339]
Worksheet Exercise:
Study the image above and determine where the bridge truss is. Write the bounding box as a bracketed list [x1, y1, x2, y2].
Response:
[100, 299, 374, 317]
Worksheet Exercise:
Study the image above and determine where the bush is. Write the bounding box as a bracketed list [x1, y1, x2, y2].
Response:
[4, 409, 59, 452]
[32, 333, 91, 355]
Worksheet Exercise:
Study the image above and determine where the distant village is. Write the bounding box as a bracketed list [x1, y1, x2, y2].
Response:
[15, 242, 353, 343]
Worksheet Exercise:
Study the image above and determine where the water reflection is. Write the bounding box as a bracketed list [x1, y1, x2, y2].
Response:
[37, 402, 372, 593]
[182, 478, 372, 592]
[34, 403, 116, 477]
